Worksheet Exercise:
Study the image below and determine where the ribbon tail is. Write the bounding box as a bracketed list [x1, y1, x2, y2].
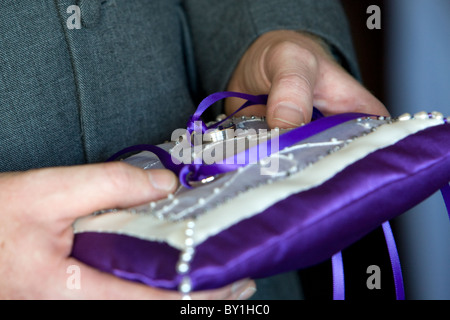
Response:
[382, 221, 405, 300]
[332, 251, 345, 300]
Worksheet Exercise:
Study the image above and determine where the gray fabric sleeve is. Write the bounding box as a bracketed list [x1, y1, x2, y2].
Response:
[183, 0, 360, 96]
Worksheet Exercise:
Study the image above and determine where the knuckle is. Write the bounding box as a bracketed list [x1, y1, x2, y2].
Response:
[277, 72, 313, 94]
[271, 40, 319, 70]
[268, 41, 318, 94]
[101, 162, 135, 193]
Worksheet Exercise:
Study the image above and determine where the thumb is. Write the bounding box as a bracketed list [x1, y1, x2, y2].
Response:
[264, 41, 319, 128]
[10, 163, 178, 222]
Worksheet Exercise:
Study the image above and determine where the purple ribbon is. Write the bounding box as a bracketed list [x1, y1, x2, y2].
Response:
[187, 91, 269, 136]
[382, 221, 405, 300]
[332, 251, 345, 300]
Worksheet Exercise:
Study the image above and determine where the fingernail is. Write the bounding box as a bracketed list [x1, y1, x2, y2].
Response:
[148, 170, 176, 192]
[232, 280, 257, 300]
[238, 287, 257, 300]
[273, 102, 304, 127]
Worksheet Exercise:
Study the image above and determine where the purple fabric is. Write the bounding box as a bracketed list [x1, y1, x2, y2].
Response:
[71, 123, 450, 291]
[71, 232, 182, 289]
[189, 124, 450, 290]
[190, 124, 450, 290]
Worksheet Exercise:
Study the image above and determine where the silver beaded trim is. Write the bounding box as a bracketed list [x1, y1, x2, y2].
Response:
[177, 218, 196, 300]
[398, 111, 447, 122]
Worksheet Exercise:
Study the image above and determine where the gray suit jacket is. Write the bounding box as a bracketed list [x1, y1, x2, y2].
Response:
[0, 0, 357, 172]
[0, 0, 358, 299]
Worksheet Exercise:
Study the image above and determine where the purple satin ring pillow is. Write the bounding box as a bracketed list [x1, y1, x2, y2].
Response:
[71, 92, 450, 299]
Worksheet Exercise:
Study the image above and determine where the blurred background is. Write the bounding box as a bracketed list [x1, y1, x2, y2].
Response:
[341, 0, 450, 300]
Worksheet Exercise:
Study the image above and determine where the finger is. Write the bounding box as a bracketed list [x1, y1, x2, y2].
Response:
[60, 258, 256, 300]
[313, 61, 390, 117]
[9, 163, 178, 221]
[264, 41, 319, 128]
[191, 279, 257, 300]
